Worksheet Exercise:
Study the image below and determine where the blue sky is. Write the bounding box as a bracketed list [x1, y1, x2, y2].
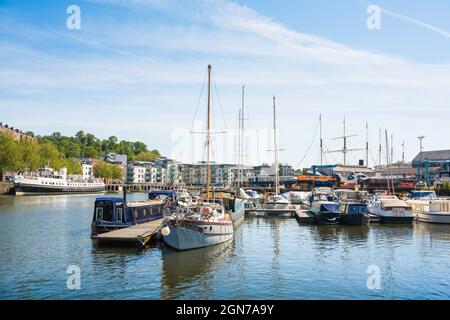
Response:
[1, 0, 449, 167]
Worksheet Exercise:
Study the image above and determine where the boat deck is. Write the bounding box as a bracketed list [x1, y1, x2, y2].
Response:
[92, 218, 164, 247]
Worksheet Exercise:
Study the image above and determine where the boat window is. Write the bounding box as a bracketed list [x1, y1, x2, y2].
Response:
[96, 207, 103, 220]
[320, 204, 340, 213]
[116, 207, 123, 222]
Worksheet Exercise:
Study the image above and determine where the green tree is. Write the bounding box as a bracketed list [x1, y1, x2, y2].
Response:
[0, 132, 21, 173]
[38, 142, 62, 169]
[20, 140, 41, 171]
[93, 161, 112, 179]
[111, 165, 124, 180]
[64, 158, 82, 175]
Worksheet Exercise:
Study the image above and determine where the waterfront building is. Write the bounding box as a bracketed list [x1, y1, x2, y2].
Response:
[0, 122, 36, 142]
[127, 162, 148, 183]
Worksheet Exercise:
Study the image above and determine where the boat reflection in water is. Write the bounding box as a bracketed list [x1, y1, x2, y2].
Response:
[160, 241, 233, 299]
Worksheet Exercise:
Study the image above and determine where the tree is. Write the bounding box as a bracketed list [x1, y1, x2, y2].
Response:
[0, 132, 21, 173]
[64, 158, 82, 175]
[133, 151, 159, 162]
[111, 165, 124, 180]
[93, 161, 112, 179]
[20, 140, 41, 171]
[38, 142, 63, 169]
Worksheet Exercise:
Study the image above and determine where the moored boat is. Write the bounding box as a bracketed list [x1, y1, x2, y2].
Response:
[162, 65, 235, 251]
[162, 203, 234, 251]
[13, 167, 105, 195]
[340, 202, 370, 225]
[309, 201, 342, 225]
[368, 195, 414, 224]
[90, 196, 166, 236]
[406, 191, 450, 224]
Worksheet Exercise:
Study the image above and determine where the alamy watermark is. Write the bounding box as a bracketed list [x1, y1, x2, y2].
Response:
[66, 264, 81, 290]
[66, 5, 81, 30]
[366, 264, 381, 290]
[367, 5, 381, 30]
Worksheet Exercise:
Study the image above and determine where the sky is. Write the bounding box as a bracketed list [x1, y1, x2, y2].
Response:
[1, 0, 449, 168]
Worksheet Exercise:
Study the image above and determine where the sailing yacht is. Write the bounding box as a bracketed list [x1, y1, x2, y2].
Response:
[162, 65, 235, 251]
[262, 97, 292, 213]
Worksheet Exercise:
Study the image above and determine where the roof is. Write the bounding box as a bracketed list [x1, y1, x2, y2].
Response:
[95, 197, 123, 202]
[380, 199, 411, 208]
[412, 150, 450, 163]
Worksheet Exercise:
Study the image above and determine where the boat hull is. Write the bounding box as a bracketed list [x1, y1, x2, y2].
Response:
[314, 213, 342, 225]
[343, 214, 370, 226]
[231, 199, 245, 228]
[163, 220, 234, 251]
[14, 183, 105, 195]
[380, 215, 414, 224]
[416, 212, 450, 224]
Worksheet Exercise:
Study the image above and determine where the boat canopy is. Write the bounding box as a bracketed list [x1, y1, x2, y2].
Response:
[381, 199, 411, 208]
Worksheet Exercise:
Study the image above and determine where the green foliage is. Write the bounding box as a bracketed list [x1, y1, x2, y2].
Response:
[93, 160, 123, 180]
[0, 132, 21, 173]
[64, 158, 82, 175]
[39, 131, 155, 160]
[443, 182, 450, 192]
[0, 130, 159, 178]
[132, 150, 161, 162]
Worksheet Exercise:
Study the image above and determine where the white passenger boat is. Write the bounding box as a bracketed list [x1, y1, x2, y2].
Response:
[406, 191, 450, 224]
[13, 167, 105, 195]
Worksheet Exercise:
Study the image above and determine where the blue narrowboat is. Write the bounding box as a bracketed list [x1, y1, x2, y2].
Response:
[91, 197, 166, 236]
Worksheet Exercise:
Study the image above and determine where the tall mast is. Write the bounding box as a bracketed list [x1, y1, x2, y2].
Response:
[365, 122, 369, 167]
[273, 96, 279, 195]
[385, 129, 390, 193]
[240, 85, 245, 187]
[343, 117, 347, 165]
[237, 107, 241, 187]
[319, 114, 323, 165]
[325, 116, 361, 166]
[206, 64, 212, 200]
[378, 127, 382, 166]
[401, 141, 405, 163]
[390, 133, 394, 165]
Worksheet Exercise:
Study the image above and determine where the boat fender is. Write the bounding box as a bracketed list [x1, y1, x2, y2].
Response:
[161, 226, 171, 236]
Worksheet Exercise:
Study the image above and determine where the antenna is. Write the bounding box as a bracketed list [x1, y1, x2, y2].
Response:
[325, 116, 362, 166]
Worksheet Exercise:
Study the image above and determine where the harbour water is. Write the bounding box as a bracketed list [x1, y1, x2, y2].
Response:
[0, 193, 449, 300]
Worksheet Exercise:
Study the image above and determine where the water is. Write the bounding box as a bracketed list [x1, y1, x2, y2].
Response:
[0, 193, 449, 300]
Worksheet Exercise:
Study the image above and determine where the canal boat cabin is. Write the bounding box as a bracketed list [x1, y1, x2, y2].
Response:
[91, 197, 165, 235]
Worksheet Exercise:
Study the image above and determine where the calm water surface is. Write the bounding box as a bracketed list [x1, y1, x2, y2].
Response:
[0, 193, 449, 299]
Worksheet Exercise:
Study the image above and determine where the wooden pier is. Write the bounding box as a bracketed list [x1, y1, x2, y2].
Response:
[92, 218, 164, 247]
[294, 209, 315, 223]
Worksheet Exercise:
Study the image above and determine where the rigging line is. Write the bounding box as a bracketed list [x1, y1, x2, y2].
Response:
[189, 69, 208, 133]
[322, 142, 337, 164]
[297, 116, 320, 168]
[211, 71, 228, 131]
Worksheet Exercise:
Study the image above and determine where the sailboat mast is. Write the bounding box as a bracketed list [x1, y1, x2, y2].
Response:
[237, 108, 241, 187]
[343, 117, 347, 166]
[206, 64, 212, 200]
[273, 96, 279, 195]
[378, 127, 382, 166]
[319, 114, 323, 165]
[365, 122, 369, 167]
[385, 129, 390, 194]
[240, 85, 245, 187]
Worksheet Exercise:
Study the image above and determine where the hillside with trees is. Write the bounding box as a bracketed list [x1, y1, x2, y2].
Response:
[0, 130, 161, 180]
